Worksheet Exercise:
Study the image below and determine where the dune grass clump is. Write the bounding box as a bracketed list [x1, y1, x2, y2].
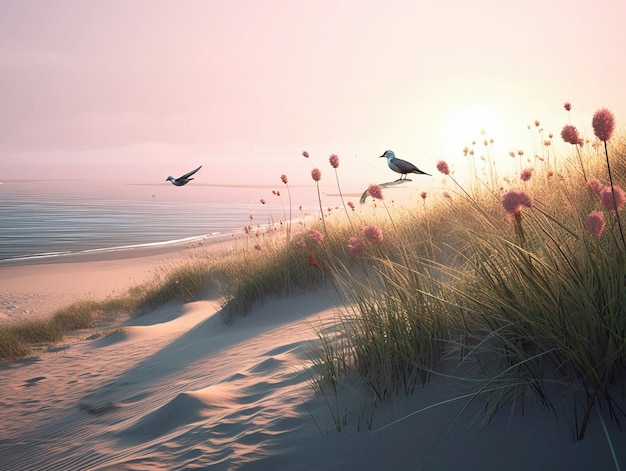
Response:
[0, 318, 64, 360]
[0, 329, 32, 360]
[309, 107, 626, 442]
[51, 300, 99, 330]
[215, 226, 342, 321]
[135, 259, 213, 311]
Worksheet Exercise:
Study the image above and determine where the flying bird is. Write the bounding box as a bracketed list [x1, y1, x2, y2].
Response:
[379, 150, 431, 181]
[166, 165, 202, 186]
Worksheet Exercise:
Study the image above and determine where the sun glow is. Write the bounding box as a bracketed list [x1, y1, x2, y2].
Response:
[436, 104, 518, 182]
[442, 105, 510, 154]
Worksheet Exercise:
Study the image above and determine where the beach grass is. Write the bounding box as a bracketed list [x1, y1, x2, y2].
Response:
[1, 107, 624, 442]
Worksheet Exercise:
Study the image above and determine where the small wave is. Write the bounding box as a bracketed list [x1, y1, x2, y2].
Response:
[0, 233, 225, 264]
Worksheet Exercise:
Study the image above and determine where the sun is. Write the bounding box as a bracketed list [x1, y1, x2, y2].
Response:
[440, 104, 511, 184]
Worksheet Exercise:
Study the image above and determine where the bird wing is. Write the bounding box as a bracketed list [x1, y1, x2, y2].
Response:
[178, 165, 202, 179]
[392, 158, 418, 173]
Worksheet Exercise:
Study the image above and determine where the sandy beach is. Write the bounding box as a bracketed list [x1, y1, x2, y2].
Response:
[1, 239, 625, 470]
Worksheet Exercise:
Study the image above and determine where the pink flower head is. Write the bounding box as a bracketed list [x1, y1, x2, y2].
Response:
[600, 185, 626, 211]
[561, 125, 583, 146]
[302, 151, 310, 158]
[585, 211, 606, 237]
[363, 225, 383, 244]
[520, 168, 534, 182]
[347, 237, 366, 256]
[502, 190, 533, 215]
[347, 201, 355, 211]
[311, 168, 322, 182]
[281, 174, 288, 184]
[592, 108, 615, 142]
[587, 179, 605, 196]
[436, 160, 450, 175]
[564, 102, 572, 111]
[329, 154, 339, 169]
[367, 184, 383, 200]
[306, 229, 324, 246]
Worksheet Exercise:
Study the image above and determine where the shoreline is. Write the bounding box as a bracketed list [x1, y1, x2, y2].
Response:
[0, 232, 243, 323]
[0, 231, 240, 267]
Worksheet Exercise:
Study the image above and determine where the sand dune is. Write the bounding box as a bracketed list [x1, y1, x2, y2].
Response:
[1, 249, 625, 470]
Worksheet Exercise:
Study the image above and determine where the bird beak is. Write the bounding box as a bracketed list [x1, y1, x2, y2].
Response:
[379, 154, 385, 158]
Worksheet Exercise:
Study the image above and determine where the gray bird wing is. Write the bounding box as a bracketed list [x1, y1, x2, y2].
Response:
[391, 158, 419, 173]
[178, 165, 202, 180]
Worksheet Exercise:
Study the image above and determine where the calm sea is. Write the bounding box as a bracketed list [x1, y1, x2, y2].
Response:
[0, 180, 322, 264]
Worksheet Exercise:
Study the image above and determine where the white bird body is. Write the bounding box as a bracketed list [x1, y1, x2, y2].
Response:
[379, 150, 430, 180]
[166, 165, 202, 186]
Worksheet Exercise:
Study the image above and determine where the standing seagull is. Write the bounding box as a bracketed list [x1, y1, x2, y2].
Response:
[379, 150, 430, 181]
[166, 165, 202, 186]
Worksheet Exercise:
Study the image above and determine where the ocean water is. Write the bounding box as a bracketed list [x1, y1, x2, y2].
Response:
[0, 180, 321, 264]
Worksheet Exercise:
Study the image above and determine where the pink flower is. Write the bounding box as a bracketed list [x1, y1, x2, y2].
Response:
[302, 151, 310, 158]
[585, 211, 606, 237]
[347, 201, 355, 211]
[587, 179, 605, 196]
[520, 168, 534, 182]
[311, 168, 322, 182]
[502, 190, 533, 215]
[306, 229, 324, 246]
[561, 125, 583, 146]
[600, 185, 626, 211]
[347, 237, 366, 256]
[363, 225, 383, 244]
[436, 160, 450, 175]
[329, 154, 339, 169]
[564, 102, 572, 111]
[281, 174, 288, 184]
[592, 108, 615, 141]
[368, 184, 383, 200]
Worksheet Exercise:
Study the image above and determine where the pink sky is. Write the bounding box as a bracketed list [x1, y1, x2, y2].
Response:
[1, 0, 625, 187]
